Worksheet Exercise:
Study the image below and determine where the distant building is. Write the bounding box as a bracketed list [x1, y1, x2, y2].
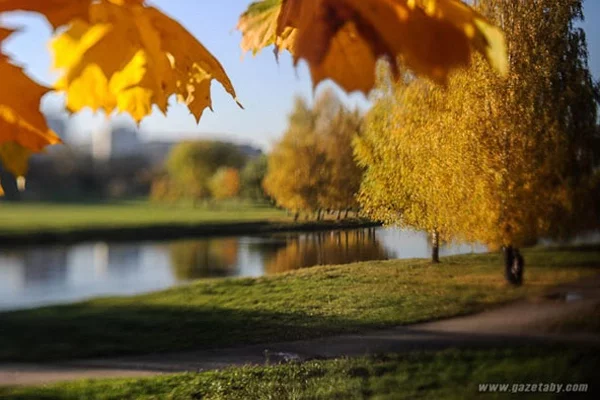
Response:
[92, 124, 142, 160]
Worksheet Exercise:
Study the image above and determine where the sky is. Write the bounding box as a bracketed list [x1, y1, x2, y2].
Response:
[1, 0, 599, 151]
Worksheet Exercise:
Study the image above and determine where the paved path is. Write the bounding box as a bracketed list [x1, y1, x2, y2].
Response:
[1, 276, 599, 386]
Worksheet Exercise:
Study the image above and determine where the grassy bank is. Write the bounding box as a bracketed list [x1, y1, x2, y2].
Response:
[2, 346, 597, 399]
[0, 201, 288, 233]
[0, 202, 377, 246]
[0, 246, 598, 362]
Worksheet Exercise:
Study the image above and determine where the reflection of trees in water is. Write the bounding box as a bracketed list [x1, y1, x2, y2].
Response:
[169, 239, 239, 280]
[263, 228, 390, 275]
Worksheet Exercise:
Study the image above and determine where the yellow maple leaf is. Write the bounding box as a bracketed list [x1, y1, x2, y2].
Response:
[0, 29, 60, 195]
[239, 0, 507, 92]
[51, 0, 240, 124]
[144, 7, 242, 122]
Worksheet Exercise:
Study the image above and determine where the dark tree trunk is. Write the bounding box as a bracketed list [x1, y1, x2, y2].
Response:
[503, 246, 525, 286]
[337, 210, 342, 220]
[431, 230, 440, 264]
[344, 209, 349, 219]
[317, 209, 323, 221]
[294, 212, 299, 222]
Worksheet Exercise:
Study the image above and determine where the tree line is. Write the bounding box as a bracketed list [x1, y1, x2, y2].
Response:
[263, 89, 364, 220]
[151, 141, 269, 204]
[260, 0, 599, 285]
[152, 0, 599, 285]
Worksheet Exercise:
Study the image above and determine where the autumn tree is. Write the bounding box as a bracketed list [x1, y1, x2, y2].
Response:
[263, 97, 330, 219]
[317, 91, 364, 218]
[209, 167, 241, 200]
[356, 0, 599, 280]
[164, 141, 246, 203]
[355, 71, 485, 263]
[240, 154, 269, 202]
[264, 90, 363, 219]
[467, 0, 599, 283]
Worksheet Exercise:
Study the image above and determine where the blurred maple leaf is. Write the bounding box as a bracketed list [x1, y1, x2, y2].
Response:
[50, 0, 241, 123]
[238, 0, 507, 92]
[0, 28, 61, 195]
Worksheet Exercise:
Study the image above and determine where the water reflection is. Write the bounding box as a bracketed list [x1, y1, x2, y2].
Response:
[0, 227, 486, 311]
[23, 248, 68, 287]
[169, 239, 239, 280]
[257, 229, 390, 274]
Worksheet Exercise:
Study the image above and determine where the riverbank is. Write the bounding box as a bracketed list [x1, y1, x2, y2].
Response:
[0, 245, 598, 362]
[0, 202, 378, 247]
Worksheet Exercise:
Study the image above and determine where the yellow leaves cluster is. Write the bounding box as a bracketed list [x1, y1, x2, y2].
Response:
[238, 0, 507, 93]
[51, 0, 240, 123]
[1, 0, 240, 193]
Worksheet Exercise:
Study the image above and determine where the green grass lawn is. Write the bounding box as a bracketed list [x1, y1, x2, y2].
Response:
[2, 346, 597, 399]
[0, 246, 598, 362]
[0, 201, 288, 234]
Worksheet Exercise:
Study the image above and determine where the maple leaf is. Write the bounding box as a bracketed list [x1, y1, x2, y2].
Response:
[238, 0, 507, 92]
[51, 0, 240, 123]
[0, 28, 60, 195]
[144, 7, 242, 122]
[238, 0, 296, 56]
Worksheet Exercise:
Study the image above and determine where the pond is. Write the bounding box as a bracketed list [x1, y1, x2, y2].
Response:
[0, 227, 486, 311]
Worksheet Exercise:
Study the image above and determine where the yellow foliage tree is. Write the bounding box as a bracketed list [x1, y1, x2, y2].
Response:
[355, 70, 487, 263]
[356, 0, 599, 282]
[264, 91, 363, 219]
[263, 98, 329, 218]
[209, 168, 242, 200]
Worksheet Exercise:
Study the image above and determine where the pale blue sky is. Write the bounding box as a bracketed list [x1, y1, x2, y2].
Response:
[1, 0, 599, 150]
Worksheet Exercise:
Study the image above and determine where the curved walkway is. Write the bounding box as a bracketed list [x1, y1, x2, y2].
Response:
[1, 276, 599, 386]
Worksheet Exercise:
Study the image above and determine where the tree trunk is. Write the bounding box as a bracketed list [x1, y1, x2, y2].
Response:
[337, 210, 342, 220]
[431, 230, 440, 264]
[503, 246, 525, 286]
[317, 209, 323, 221]
[294, 212, 299, 222]
[344, 209, 349, 219]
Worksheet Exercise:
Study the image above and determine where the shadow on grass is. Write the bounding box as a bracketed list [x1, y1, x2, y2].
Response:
[0, 304, 362, 362]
